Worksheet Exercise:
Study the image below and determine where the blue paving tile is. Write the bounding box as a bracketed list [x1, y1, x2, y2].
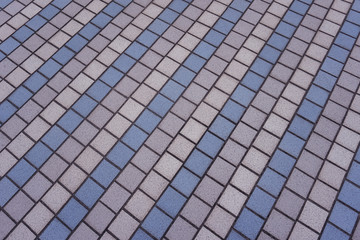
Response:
[348, 10, 360, 25]
[221, 100, 245, 123]
[246, 187, 275, 218]
[76, 179, 104, 208]
[321, 223, 349, 240]
[52, 0, 71, 9]
[322, 57, 344, 77]
[198, 132, 224, 158]
[279, 132, 305, 158]
[210, 115, 235, 140]
[8, 86, 32, 107]
[242, 71, 265, 91]
[227, 230, 246, 240]
[283, 10, 302, 26]
[107, 142, 135, 169]
[184, 54, 206, 72]
[73, 94, 97, 117]
[338, 181, 360, 211]
[185, 149, 212, 176]
[149, 94, 173, 117]
[66, 34, 88, 52]
[113, 54, 136, 72]
[52, 47, 75, 65]
[58, 198, 87, 230]
[125, 42, 147, 60]
[39, 59, 62, 78]
[8, 159, 35, 187]
[298, 99, 322, 123]
[288, 115, 313, 139]
[268, 33, 288, 51]
[26, 15, 47, 31]
[0, 177, 18, 207]
[160, 80, 185, 101]
[114, 0, 132, 6]
[100, 67, 124, 87]
[328, 45, 350, 63]
[250, 58, 273, 78]
[290, 0, 309, 14]
[214, 19, 233, 34]
[149, 19, 169, 35]
[231, 0, 250, 12]
[231, 84, 255, 107]
[306, 85, 329, 107]
[42, 126, 68, 151]
[79, 24, 100, 40]
[194, 41, 216, 59]
[169, 0, 188, 13]
[222, 7, 242, 23]
[171, 168, 200, 197]
[91, 160, 119, 187]
[0, 37, 20, 54]
[25, 142, 53, 168]
[13, 26, 33, 42]
[269, 150, 296, 177]
[260, 45, 281, 64]
[40, 219, 71, 240]
[138, 30, 158, 47]
[204, 30, 226, 47]
[58, 110, 83, 133]
[132, 229, 153, 240]
[0, 101, 17, 123]
[0, 0, 11, 8]
[341, 21, 360, 38]
[347, 161, 360, 186]
[234, 208, 264, 239]
[172, 66, 196, 87]
[276, 22, 296, 38]
[87, 81, 111, 102]
[91, 12, 112, 28]
[334, 33, 356, 51]
[135, 109, 161, 134]
[24, 72, 47, 92]
[159, 8, 179, 24]
[103, 2, 124, 17]
[142, 207, 172, 239]
[157, 187, 186, 217]
[329, 201, 357, 234]
[122, 126, 148, 151]
[258, 168, 286, 197]
[40, 5, 59, 20]
[314, 70, 337, 91]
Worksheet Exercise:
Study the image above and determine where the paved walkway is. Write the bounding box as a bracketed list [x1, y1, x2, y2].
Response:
[0, 0, 360, 239]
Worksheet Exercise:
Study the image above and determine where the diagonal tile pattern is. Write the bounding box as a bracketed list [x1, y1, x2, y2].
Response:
[0, 0, 360, 239]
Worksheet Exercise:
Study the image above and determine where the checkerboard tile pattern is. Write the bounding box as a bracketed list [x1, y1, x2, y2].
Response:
[0, 0, 360, 239]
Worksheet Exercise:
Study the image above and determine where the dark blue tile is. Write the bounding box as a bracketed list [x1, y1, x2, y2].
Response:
[185, 149, 212, 176]
[58, 110, 83, 133]
[42, 126, 68, 150]
[242, 71, 265, 91]
[138, 30, 158, 47]
[26, 15, 47, 30]
[66, 35, 87, 52]
[52, 47, 75, 65]
[328, 45, 349, 64]
[339, 181, 360, 211]
[122, 126, 148, 150]
[52, 0, 71, 9]
[79, 23, 100, 40]
[132, 229, 153, 240]
[290, 0, 309, 14]
[159, 8, 179, 24]
[214, 19, 233, 34]
[107, 142, 134, 169]
[320, 223, 349, 240]
[234, 208, 264, 239]
[149, 94, 173, 117]
[329, 201, 357, 234]
[322, 57, 343, 77]
[157, 187, 186, 217]
[246, 187, 275, 218]
[0, 177, 18, 207]
[87, 81, 111, 101]
[279, 132, 305, 158]
[306, 85, 329, 107]
[198, 132, 224, 158]
[288, 115, 313, 140]
[231, 0, 250, 12]
[260, 45, 281, 64]
[103, 2, 123, 17]
[348, 10, 360, 26]
[13, 26, 33, 42]
[0, 37, 20, 54]
[298, 99, 322, 123]
[231, 85, 255, 107]
[135, 109, 161, 134]
[222, 8, 242, 23]
[221, 100, 245, 122]
[227, 230, 246, 240]
[314, 70, 337, 91]
[125, 42, 147, 60]
[114, 0, 132, 7]
[269, 150, 296, 177]
[24, 72, 47, 92]
[169, 0, 188, 13]
[210, 115, 235, 140]
[142, 207, 172, 239]
[184, 54, 206, 72]
[91, 12, 112, 28]
[113, 54, 136, 72]
[268, 33, 288, 51]
[8, 86, 32, 107]
[160, 80, 185, 101]
[171, 168, 200, 197]
[250, 58, 273, 78]
[334, 33, 355, 51]
[8, 159, 35, 187]
[283, 10, 302, 26]
[40, 5, 59, 20]
[40, 219, 70, 240]
[39, 59, 62, 78]
[91, 160, 119, 187]
[100, 67, 124, 87]
[258, 168, 286, 197]
[341, 21, 360, 38]
[0, 0, 11, 8]
[194, 41, 216, 59]
[25, 142, 52, 168]
[0, 101, 17, 123]
[204, 30, 225, 47]
[72, 94, 97, 117]
[172, 66, 195, 87]
[276, 22, 296, 39]
[348, 162, 360, 186]
[58, 198, 87, 229]
[149, 19, 169, 35]
[76, 179, 104, 208]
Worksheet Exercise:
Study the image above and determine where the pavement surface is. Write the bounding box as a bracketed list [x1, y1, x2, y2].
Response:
[0, 0, 360, 239]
